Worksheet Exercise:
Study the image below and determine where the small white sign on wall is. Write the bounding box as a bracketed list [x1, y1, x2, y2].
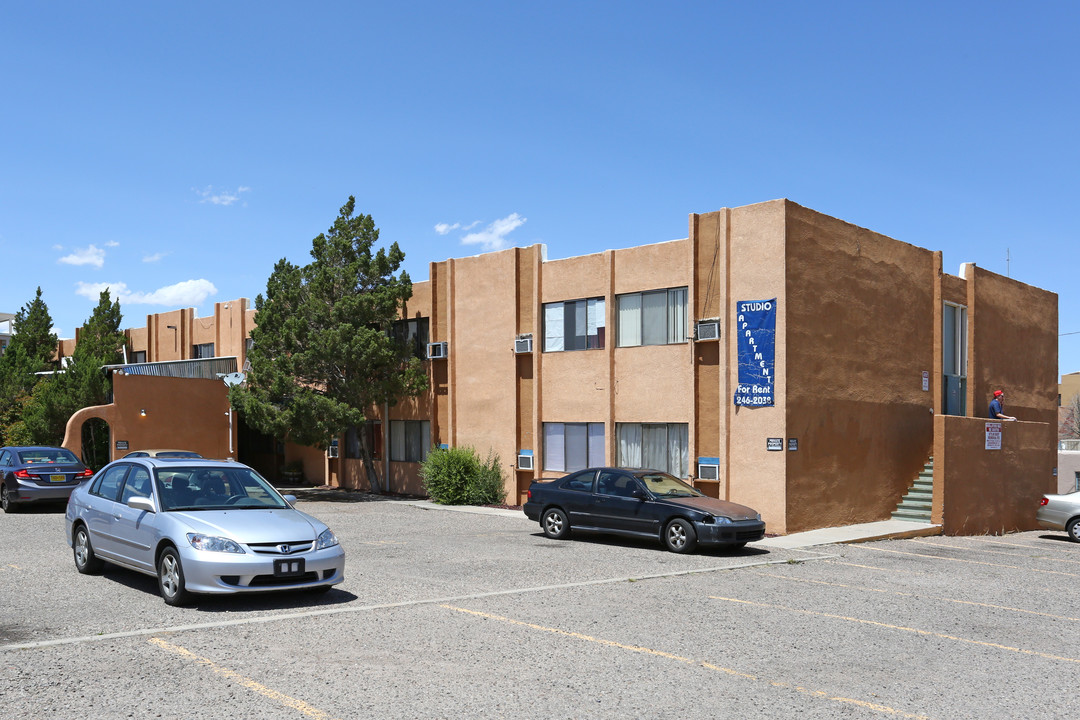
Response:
[922, 371, 929, 392]
[985, 422, 1002, 450]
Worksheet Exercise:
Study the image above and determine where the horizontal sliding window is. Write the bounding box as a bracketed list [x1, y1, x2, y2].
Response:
[543, 422, 605, 472]
[390, 420, 430, 463]
[544, 298, 605, 352]
[616, 287, 687, 347]
[616, 423, 689, 478]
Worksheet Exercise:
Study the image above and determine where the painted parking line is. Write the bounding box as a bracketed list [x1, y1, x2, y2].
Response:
[0, 552, 837, 652]
[708, 596, 1080, 665]
[829, 560, 926, 575]
[441, 604, 931, 719]
[907, 538, 1080, 565]
[961, 536, 1080, 559]
[857, 545, 1080, 578]
[149, 637, 342, 720]
[754, 571, 1080, 623]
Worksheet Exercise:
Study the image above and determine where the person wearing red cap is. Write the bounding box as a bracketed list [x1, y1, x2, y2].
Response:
[989, 389, 1016, 421]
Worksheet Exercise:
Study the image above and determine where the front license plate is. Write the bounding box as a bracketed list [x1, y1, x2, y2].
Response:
[274, 558, 305, 577]
[49, 474, 66, 483]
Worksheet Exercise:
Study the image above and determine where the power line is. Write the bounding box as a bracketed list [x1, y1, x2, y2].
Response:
[1062, 331, 1080, 337]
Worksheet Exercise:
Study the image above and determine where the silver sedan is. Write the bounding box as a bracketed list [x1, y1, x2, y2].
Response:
[1036, 491, 1080, 542]
[65, 458, 345, 605]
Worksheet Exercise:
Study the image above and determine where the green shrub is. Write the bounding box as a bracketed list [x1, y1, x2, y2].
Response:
[421, 446, 507, 506]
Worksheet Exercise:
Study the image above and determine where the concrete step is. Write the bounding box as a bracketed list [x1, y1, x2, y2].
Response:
[897, 499, 932, 511]
[892, 508, 932, 523]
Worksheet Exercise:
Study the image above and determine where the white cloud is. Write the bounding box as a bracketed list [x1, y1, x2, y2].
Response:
[435, 220, 481, 236]
[75, 279, 217, 306]
[105, 240, 120, 248]
[52, 244, 63, 251]
[194, 185, 251, 206]
[142, 252, 168, 263]
[58, 245, 106, 268]
[460, 214, 527, 252]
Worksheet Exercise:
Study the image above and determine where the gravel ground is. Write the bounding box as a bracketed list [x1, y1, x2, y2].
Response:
[2, 495, 1078, 719]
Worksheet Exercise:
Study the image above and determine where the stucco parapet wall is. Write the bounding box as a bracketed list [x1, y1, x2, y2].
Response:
[933, 415, 1055, 535]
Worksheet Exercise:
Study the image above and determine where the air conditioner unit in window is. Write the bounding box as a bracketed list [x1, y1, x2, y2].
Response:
[426, 342, 448, 360]
[517, 453, 534, 471]
[695, 321, 720, 341]
[514, 335, 533, 354]
[327, 441, 339, 458]
[697, 463, 720, 480]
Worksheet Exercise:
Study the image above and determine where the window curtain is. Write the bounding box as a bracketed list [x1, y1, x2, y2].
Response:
[390, 421, 406, 462]
[544, 303, 564, 352]
[668, 424, 689, 478]
[544, 423, 565, 471]
[587, 423, 605, 467]
[668, 288, 687, 344]
[641, 424, 668, 470]
[587, 299, 603, 349]
[617, 295, 641, 347]
[565, 423, 588, 472]
[616, 423, 642, 468]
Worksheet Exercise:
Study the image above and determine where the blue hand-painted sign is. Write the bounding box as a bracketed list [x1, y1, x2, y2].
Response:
[734, 299, 776, 407]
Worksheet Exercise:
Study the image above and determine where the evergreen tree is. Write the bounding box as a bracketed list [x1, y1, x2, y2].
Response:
[231, 196, 428, 492]
[0, 288, 58, 445]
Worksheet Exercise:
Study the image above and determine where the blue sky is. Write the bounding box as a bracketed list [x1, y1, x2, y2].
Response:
[2, 2, 1077, 378]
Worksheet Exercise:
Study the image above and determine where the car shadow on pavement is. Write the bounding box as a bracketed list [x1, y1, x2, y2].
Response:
[530, 531, 771, 557]
[98, 565, 359, 611]
[282, 487, 423, 504]
[1036, 533, 1074, 543]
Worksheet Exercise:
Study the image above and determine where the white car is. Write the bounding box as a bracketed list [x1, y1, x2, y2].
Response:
[65, 458, 345, 605]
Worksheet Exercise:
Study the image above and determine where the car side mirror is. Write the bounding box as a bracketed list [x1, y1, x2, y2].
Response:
[283, 494, 297, 506]
[631, 489, 646, 500]
[127, 497, 155, 513]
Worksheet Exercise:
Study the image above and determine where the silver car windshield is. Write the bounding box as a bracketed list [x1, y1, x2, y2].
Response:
[155, 466, 289, 511]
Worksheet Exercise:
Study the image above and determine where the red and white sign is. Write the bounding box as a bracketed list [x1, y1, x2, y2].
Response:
[985, 422, 1002, 450]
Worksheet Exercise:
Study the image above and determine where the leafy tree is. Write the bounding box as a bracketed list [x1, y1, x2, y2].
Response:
[9, 290, 124, 449]
[0, 288, 58, 445]
[231, 196, 428, 493]
[1062, 392, 1080, 442]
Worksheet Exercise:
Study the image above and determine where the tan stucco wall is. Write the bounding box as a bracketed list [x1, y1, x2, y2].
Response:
[63, 374, 235, 462]
[934, 415, 1055, 534]
[722, 201, 789, 531]
[783, 201, 936, 532]
[968, 265, 1058, 427]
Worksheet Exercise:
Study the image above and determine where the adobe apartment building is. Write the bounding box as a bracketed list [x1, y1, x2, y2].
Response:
[61, 199, 1059, 535]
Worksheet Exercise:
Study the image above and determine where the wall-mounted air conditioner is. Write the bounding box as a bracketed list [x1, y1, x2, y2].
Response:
[327, 441, 339, 458]
[697, 462, 720, 480]
[517, 451, 534, 470]
[514, 335, 533, 353]
[695, 321, 720, 341]
[426, 342, 448, 360]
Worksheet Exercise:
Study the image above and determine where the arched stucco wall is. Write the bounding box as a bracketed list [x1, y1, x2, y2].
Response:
[62, 373, 236, 462]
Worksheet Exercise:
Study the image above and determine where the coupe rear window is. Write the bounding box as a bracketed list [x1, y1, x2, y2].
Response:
[18, 449, 80, 464]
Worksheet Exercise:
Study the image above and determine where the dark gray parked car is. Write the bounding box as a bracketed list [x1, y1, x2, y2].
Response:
[524, 467, 765, 553]
[0, 446, 93, 513]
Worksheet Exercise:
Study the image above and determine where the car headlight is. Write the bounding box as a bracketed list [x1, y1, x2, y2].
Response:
[316, 528, 339, 550]
[715, 515, 733, 525]
[187, 533, 245, 554]
[755, 513, 762, 521]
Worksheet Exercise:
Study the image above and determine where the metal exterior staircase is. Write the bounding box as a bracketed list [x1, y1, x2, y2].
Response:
[891, 458, 934, 523]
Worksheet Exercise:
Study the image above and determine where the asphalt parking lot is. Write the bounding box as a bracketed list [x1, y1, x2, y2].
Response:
[2, 493, 1079, 719]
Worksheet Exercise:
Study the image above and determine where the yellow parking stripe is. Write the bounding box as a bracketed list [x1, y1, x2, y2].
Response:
[708, 596, 1080, 665]
[920, 537, 1080, 564]
[858, 545, 1080, 577]
[441, 605, 930, 719]
[829, 560, 925, 575]
[755, 571, 1080, 623]
[149, 638, 342, 720]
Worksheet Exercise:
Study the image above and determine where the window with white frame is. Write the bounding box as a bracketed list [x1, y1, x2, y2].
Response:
[543, 422, 605, 472]
[543, 298, 605, 352]
[616, 287, 688, 347]
[616, 423, 689, 478]
[390, 420, 430, 462]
